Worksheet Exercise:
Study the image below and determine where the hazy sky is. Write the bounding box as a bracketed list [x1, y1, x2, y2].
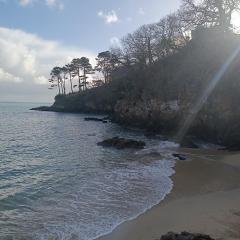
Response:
[0, 0, 180, 103]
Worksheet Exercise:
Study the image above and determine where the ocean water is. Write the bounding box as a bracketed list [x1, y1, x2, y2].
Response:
[0, 102, 177, 240]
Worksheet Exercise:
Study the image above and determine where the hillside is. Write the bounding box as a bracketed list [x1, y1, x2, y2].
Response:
[36, 29, 240, 149]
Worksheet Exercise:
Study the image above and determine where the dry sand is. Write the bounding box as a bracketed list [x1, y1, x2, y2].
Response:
[99, 150, 240, 240]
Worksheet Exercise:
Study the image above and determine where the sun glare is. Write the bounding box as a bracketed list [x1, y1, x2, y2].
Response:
[232, 11, 240, 29]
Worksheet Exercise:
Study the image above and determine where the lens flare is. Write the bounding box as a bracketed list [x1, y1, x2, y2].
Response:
[176, 45, 240, 143]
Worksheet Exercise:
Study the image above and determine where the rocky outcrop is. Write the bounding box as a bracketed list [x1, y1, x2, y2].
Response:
[31, 93, 240, 150]
[51, 88, 115, 114]
[160, 231, 215, 240]
[113, 98, 181, 133]
[97, 137, 146, 149]
[30, 106, 54, 111]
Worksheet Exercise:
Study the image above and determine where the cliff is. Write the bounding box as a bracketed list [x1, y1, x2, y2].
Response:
[33, 30, 240, 149]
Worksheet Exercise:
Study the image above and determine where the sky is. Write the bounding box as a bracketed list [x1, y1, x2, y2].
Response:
[0, 0, 181, 103]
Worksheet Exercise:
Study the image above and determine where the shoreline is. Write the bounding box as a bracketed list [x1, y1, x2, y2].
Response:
[98, 149, 240, 240]
[31, 106, 239, 151]
[29, 106, 240, 239]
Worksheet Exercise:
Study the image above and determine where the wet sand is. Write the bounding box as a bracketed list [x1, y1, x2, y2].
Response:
[99, 150, 240, 240]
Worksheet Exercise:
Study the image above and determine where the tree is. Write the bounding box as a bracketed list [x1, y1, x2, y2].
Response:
[65, 63, 75, 93]
[110, 46, 132, 68]
[71, 58, 83, 92]
[121, 16, 188, 65]
[61, 66, 68, 95]
[95, 51, 118, 84]
[154, 13, 188, 59]
[49, 66, 63, 95]
[122, 24, 157, 66]
[180, 0, 240, 31]
[79, 57, 93, 91]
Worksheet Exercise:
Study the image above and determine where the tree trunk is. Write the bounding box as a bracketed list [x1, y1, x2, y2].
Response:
[216, 0, 230, 30]
[83, 67, 86, 91]
[78, 68, 81, 92]
[57, 78, 61, 95]
[63, 75, 66, 95]
[147, 37, 153, 65]
[70, 73, 74, 93]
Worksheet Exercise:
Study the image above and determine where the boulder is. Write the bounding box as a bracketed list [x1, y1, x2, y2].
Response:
[160, 231, 215, 240]
[98, 137, 146, 149]
[172, 153, 187, 161]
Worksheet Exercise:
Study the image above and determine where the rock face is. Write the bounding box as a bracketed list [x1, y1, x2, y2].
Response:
[160, 232, 215, 240]
[114, 99, 180, 133]
[32, 93, 240, 150]
[97, 137, 146, 149]
[52, 90, 115, 114]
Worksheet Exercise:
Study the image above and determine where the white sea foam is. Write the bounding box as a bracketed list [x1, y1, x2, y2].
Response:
[136, 140, 180, 156]
[32, 157, 176, 240]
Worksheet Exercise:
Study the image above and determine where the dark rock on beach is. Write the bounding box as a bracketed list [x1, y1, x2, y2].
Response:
[97, 137, 146, 149]
[160, 231, 215, 240]
[172, 153, 187, 161]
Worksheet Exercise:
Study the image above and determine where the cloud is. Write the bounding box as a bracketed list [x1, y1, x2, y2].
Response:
[0, 27, 96, 86]
[58, 2, 64, 10]
[126, 17, 133, 22]
[138, 8, 145, 16]
[19, 0, 33, 6]
[17, 0, 64, 10]
[98, 10, 119, 24]
[0, 68, 22, 83]
[45, 0, 55, 6]
[110, 37, 121, 47]
[45, 0, 64, 10]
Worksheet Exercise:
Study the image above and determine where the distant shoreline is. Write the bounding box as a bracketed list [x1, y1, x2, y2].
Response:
[30, 105, 110, 114]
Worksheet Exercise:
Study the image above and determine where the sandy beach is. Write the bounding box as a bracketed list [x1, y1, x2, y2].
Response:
[99, 149, 240, 240]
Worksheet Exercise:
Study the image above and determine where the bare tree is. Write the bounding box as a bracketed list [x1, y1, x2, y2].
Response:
[121, 15, 188, 64]
[122, 24, 157, 66]
[95, 51, 118, 84]
[180, 0, 240, 30]
[154, 13, 188, 59]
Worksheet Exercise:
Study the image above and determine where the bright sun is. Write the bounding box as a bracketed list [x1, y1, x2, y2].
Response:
[232, 12, 240, 29]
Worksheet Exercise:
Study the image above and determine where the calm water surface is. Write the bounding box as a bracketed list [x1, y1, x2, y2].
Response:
[0, 102, 175, 240]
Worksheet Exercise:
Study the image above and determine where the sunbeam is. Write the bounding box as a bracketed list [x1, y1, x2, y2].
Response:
[176, 45, 240, 143]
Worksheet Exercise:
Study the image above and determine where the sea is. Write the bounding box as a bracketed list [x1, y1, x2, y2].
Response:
[0, 102, 178, 240]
